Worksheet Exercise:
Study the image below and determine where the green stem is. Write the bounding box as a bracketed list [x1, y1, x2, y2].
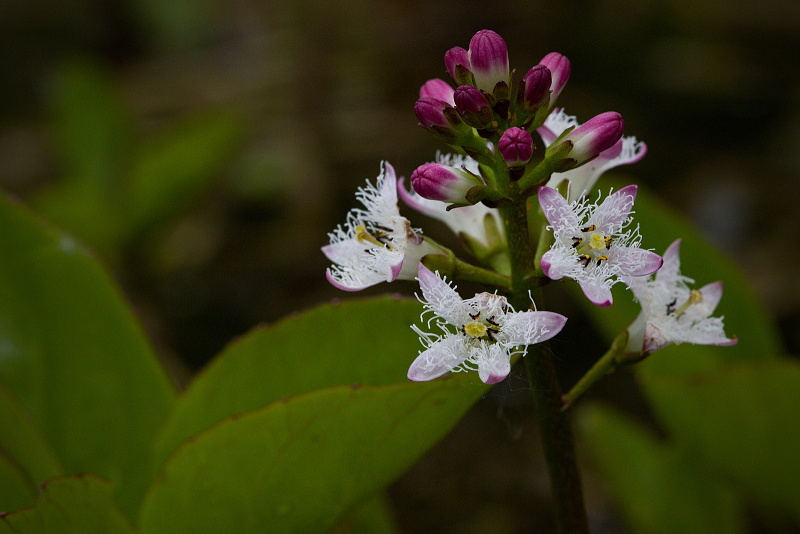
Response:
[498, 200, 535, 311]
[500, 198, 589, 534]
[420, 253, 512, 291]
[561, 330, 630, 411]
[525, 345, 589, 534]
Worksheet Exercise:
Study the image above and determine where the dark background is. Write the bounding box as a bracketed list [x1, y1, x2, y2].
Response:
[1, 1, 798, 531]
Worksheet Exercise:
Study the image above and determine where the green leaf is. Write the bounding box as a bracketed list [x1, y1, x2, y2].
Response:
[332, 493, 398, 534]
[153, 297, 438, 467]
[578, 404, 744, 534]
[0, 475, 136, 533]
[139, 378, 479, 534]
[0, 194, 176, 517]
[575, 178, 781, 376]
[0, 451, 37, 512]
[641, 359, 800, 522]
[0, 384, 63, 488]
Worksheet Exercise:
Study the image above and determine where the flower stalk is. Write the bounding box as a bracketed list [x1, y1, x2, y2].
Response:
[499, 196, 588, 533]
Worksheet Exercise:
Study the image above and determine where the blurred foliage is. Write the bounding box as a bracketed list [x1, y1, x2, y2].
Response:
[33, 58, 243, 264]
[0, 0, 798, 532]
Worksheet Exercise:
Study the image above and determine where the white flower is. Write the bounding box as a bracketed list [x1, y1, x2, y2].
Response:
[538, 185, 663, 307]
[539, 109, 647, 202]
[407, 264, 567, 384]
[323, 162, 439, 291]
[625, 239, 737, 354]
[398, 152, 504, 250]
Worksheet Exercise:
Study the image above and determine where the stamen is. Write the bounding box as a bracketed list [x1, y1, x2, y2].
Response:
[486, 328, 497, 342]
[581, 224, 597, 232]
[469, 311, 481, 319]
[486, 316, 499, 327]
[571, 237, 583, 248]
[604, 236, 613, 249]
[355, 225, 385, 248]
[666, 298, 677, 315]
[674, 290, 703, 316]
[577, 254, 591, 268]
[596, 255, 609, 266]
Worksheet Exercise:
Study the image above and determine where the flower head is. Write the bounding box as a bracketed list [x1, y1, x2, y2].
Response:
[538, 185, 663, 306]
[323, 162, 439, 291]
[625, 239, 737, 354]
[408, 264, 567, 384]
[539, 109, 647, 202]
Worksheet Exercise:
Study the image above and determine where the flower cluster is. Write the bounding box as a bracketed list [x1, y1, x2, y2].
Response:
[323, 30, 736, 388]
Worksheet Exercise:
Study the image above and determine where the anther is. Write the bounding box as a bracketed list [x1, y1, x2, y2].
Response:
[571, 237, 583, 248]
[469, 311, 481, 319]
[596, 255, 608, 266]
[577, 254, 591, 267]
[604, 236, 613, 249]
[581, 224, 597, 232]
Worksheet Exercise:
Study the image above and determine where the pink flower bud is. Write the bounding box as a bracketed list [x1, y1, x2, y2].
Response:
[414, 96, 458, 130]
[521, 64, 552, 112]
[499, 127, 534, 166]
[410, 163, 483, 203]
[538, 52, 571, 103]
[467, 30, 509, 93]
[444, 46, 472, 86]
[419, 79, 455, 106]
[453, 85, 493, 128]
[563, 112, 624, 163]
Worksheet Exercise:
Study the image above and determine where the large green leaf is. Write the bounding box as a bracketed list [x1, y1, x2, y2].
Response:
[641, 359, 800, 522]
[0, 384, 62, 490]
[153, 297, 446, 467]
[0, 194, 176, 516]
[332, 493, 398, 534]
[0, 450, 36, 513]
[574, 178, 781, 376]
[0, 475, 136, 533]
[140, 377, 479, 533]
[578, 404, 744, 534]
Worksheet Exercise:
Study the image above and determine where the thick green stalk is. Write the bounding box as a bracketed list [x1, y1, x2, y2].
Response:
[500, 198, 589, 534]
[525, 344, 589, 534]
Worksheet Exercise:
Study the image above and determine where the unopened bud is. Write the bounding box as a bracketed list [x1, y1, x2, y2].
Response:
[563, 112, 624, 164]
[538, 52, 571, 104]
[453, 85, 493, 128]
[519, 64, 552, 113]
[419, 78, 455, 106]
[498, 127, 534, 166]
[468, 30, 509, 93]
[444, 46, 473, 86]
[410, 163, 484, 203]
